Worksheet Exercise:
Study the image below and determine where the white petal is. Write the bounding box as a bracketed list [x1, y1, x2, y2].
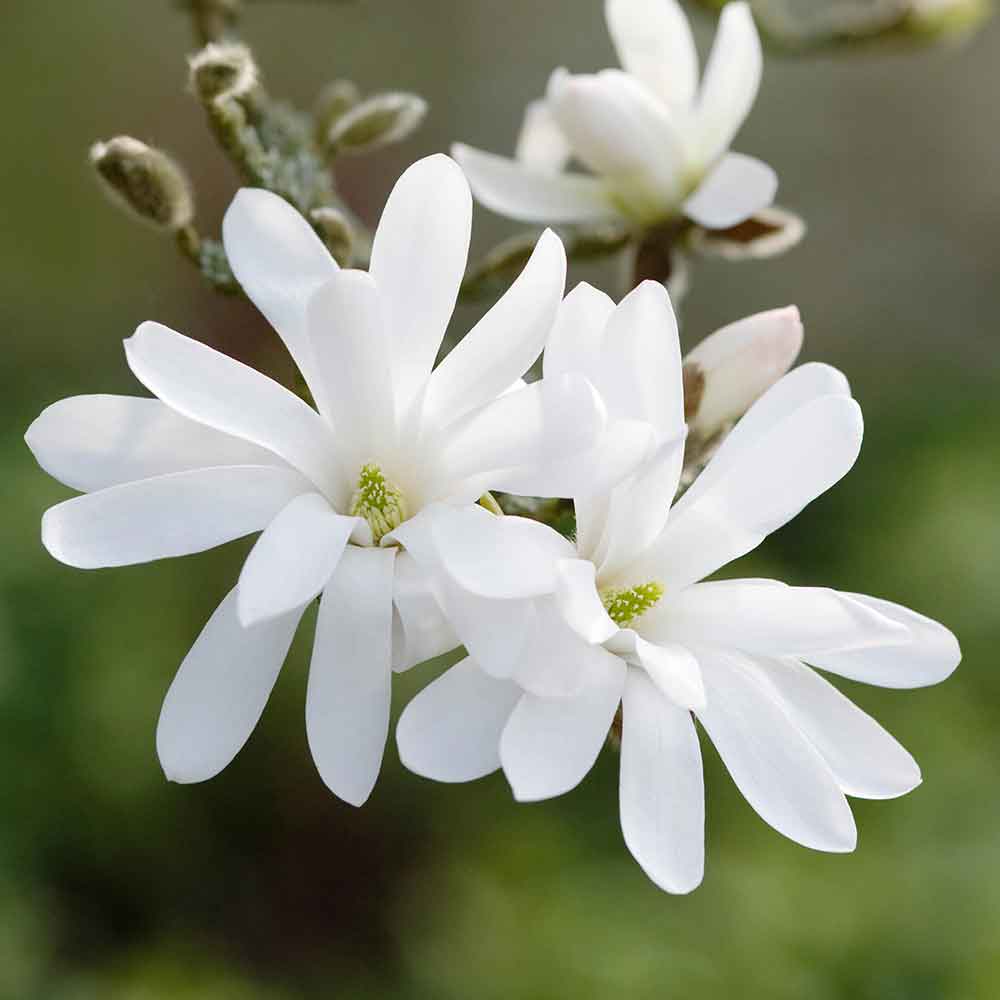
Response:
[396, 657, 521, 782]
[808, 594, 961, 689]
[392, 549, 458, 672]
[42, 465, 308, 569]
[695, 1, 763, 165]
[423, 229, 567, 428]
[605, 0, 699, 106]
[25, 395, 280, 493]
[683, 153, 777, 230]
[646, 580, 908, 656]
[632, 637, 705, 710]
[156, 587, 305, 783]
[452, 143, 619, 225]
[554, 558, 618, 644]
[369, 154, 472, 419]
[684, 306, 803, 439]
[306, 545, 396, 806]
[124, 322, 346, 505]
[542, 281, 616, 385]
[633, 393, 863, 589]
[619, 668, 704, 893]
[237, 492, 358, 626]
[516, 98, 572, 174]
[748, 657, 921, 799]
[696, 646, 857, 852]
[306, 270, 396, 467]
[501, 656, 626, 801]
[430, 505, 575, 599]
[222, 188, 338, 412]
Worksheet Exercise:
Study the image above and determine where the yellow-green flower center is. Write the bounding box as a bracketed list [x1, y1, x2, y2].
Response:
[350, 463, 408, 543]
[601, 581, 665, 629]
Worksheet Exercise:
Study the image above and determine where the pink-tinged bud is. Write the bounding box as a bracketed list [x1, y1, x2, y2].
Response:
[684, 306, 803, 437]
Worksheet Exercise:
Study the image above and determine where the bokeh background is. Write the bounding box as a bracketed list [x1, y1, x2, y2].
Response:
[2, 1, 998, 997]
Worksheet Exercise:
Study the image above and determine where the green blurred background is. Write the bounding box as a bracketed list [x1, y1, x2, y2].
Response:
[2, 2, 998, 997]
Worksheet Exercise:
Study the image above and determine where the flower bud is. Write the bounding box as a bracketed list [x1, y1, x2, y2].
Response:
[313, 79, 362, 142]
[188, 42, 258, 103]
[325, 92, 428, 155]
[905, 0, 992, 39]
[684, 306, 803, 438]
[310, 206, 354, 266]
[90, 137, 194, 231]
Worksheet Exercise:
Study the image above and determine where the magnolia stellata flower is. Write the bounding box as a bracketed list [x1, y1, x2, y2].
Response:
[26, 154, 609, 807]
[452, 0, 776, 232]
[397, 281, 960, 893]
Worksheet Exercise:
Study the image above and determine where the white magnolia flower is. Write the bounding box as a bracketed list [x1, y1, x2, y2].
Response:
[26, 154, 609, 807]
[397, 281, 960, 893]
[453, 0, 776, 232]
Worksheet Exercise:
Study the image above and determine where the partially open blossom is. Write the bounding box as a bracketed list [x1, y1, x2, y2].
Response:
[397, 281, 959, 894]
[26, 154, 608, 807]
[453, 0, 776, 232]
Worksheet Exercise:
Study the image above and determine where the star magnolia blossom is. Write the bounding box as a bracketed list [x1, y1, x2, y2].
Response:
[397, 281, 960, 893]
[453, 0, 776, 231]
[26, 154, 610, 807]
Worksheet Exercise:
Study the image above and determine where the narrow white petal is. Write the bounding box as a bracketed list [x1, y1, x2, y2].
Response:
[237, 493, 358, 626]
[605, 0, 699, 106]
[808, 594, 961, 689]
[632, 637, 705, 710]
[501, 656, 626, 801]
[620, 668, 704, 893]
[156, 588, 305, 783]
[369, 154, 472, 419]
[397, 657, 521, 782]
[516, 99, 572, 174]
[25, 395, 280, 493]
[124, 322, 346, 505]
[683, 153, 777, 230]
[306, 545, 396, 806]
[554, 558, 618, 644]
[42, 465, 308, 569]
[423, 229, 567, 428]
[222, 188, 338, 411]
[306, 270, 396, 467]
[696, 647, 857, 852]
[542, 281, 616, 385]
[392, 550, 458, 672]
[695, 1, 763, 165]
[452, 143, 619, 225]
[748, 657, 921, 799]
[685, 306, 803, 439]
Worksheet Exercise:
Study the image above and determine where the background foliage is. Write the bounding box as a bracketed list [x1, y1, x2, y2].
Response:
[1, 2, 998, 996]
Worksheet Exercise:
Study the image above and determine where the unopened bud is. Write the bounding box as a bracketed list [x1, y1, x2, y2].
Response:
[90, 137, 194, 231]
[684, 306, 803, 438]
[310, 206, 354, 266]
[905, 0, 992, 39]
[313, 79, 362, 142]
[188, 42, 258, 103]
[326, 92, 428, 155]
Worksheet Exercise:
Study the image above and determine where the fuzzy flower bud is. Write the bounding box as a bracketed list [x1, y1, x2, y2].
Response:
[188, 42, 258, 103]
[326, 92, 428, 155]
[313, 79, 362, 142]
[310, 206, 354, 266]
[905, 0, 992, 38]
[90, 137, 194, 231]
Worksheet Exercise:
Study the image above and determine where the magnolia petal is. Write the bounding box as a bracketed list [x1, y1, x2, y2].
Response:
[396, 657, 521, 782]
[605, 0, 699, 107]
[554, 558, 618, 644]
[695, 1, 763, 165]
[124, 322, 346, 505]
[42, 465, 308, 569]
[25, 395, 280, 494]
[222, 188, 338, 412]
[542, 281, 616, 385]
[501, 655, 626, 801]
[696, 647, 857, 852]
[632, 636, 705, 710]
[749, 657, 921, 800]
[683, 153, 777, 230]
[516, 99, 572, 174]
[306, 546, 396, 806]
[369, 154, 472, 419]
[392, 550, 458, 672]
[620, 668, 705, 894]
[237, 493, 358, 627]
[452, 143, 619, 225]
[157, 588, 305, 783]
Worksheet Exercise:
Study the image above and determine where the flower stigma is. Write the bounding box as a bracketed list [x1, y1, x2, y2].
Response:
[350, 463, 409, 543]
[601, 581, 665, 629]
